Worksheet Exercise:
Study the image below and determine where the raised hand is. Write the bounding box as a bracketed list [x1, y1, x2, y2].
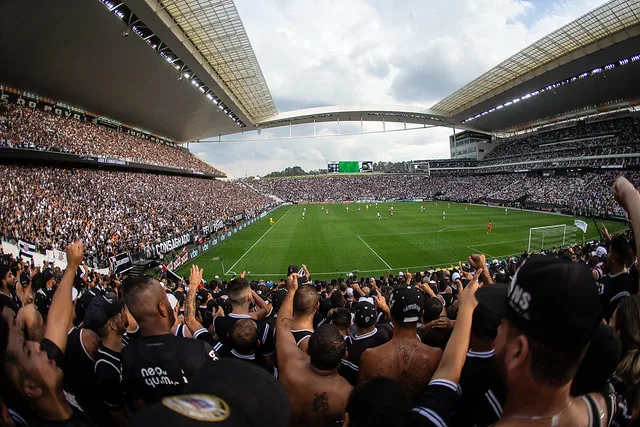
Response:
[189, 264, 203, 287]
[66, 241, 84, 268]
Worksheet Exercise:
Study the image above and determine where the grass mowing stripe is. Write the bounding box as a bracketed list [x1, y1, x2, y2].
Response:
[224, 205, 293, 274]
[357, 235, 392, 270]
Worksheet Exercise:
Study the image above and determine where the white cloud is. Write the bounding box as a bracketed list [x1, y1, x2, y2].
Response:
[192, 0, 608, 177]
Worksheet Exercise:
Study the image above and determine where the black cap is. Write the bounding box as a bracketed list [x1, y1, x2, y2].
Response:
[355, 302, 377, 328]
[34, 287, 56, 316]
[75, 288, 99, 323]
[389, 286, 424, 324]
[270, 289, 287, 311]
[475, 256, 602, 351]
[129, 359, 289, 427]
[83, 295, 125, 332]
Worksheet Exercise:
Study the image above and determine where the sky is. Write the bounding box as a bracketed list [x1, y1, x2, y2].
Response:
[191, 0, 607, 178]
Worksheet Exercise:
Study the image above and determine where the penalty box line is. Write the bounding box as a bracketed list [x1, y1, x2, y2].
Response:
[357, 235, 392, 270]
[225, 206, 293, 275]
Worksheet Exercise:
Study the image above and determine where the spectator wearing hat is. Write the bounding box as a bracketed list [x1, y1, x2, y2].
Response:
[217, 318, 277, 378]
[475, 256, 619, 425]
[340, 301, 392, 386]
[290, 284, 319, 353]
[358, 286, 443, 403]
[85, 295, 128, 426]
[598, 235, 634, 323]
[276, 273, 352, 426]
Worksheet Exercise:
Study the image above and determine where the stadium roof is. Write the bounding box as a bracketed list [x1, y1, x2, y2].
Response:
[432, 0, 640, 117]
[150, 0, 276, 121]
[256, 105, 446, 129]
[0, 0, 276, 142]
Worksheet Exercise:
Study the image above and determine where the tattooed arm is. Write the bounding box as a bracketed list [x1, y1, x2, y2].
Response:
[276, 273, 307, 368]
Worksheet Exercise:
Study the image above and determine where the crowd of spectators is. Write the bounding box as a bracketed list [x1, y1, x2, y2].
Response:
[1, 176, 639, 427]
[250, 171, 640, 217]
[0, 101, 222, 175]
[0, 165, 272, 266]
[486, 115, 640, 161]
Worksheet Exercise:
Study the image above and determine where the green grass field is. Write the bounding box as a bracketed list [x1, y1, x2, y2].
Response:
[176, 202, 627, 281]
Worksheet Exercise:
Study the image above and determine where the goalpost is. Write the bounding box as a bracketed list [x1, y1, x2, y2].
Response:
[527, 225, 577, 253]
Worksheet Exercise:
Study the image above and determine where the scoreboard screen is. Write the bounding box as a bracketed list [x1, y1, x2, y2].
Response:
[328, 161, 373, 173]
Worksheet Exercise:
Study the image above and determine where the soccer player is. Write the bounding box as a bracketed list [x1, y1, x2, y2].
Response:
[325, 209, 329, 215]
[421, 205, 425, 212]
[505, 207, 508, 215]
[366, 204, 369, 210]
[487, 221, 493, 234]
[269, 217, 274, 225]
[377, 212, 381, 220]
[358, 206, 361, 212]
[346, 207, 349, 213]
[465, 206, 468, 212]
[442, 211, 446, 220]
[302, 210, 305, 220]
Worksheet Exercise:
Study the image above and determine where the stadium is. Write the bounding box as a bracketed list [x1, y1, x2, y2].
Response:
[1, 0, 640, 426]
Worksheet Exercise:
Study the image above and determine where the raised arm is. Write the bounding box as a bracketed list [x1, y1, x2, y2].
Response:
[431, 268, 482, 383]
[44, 241, 83, 352]
[276, 274, 307, 368]
[468, 254, 493, 285]
[250, 290, 271, 321]
[184, 265, 205, 335]
[613, 176, 640, 274]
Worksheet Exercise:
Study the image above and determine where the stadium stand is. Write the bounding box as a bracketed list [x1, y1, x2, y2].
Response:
[0, 101, 224, 175]
[1, 165, 273, 267]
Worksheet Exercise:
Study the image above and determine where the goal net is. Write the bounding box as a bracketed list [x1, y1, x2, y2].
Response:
[527, 225, 577, 253]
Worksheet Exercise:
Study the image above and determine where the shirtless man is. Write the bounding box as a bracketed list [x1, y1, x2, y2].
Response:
[358, 286, 443, 403]
[276, 273, 352, 427]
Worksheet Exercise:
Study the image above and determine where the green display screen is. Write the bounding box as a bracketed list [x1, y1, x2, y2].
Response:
[338, 161, 360, 173]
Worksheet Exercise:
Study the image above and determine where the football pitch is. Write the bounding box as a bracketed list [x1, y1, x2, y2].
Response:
[176, 202, 627, 281]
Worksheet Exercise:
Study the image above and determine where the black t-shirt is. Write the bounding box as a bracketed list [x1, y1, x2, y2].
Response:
[63, 328, 99, 416]
[216, 343, 278, 378]
[212, 313, 275, 357]
[94, 345, 123, 412]
[453, 349, 506, 427]
[121, 333, 218, 409]
[340, 324, 393, 385]
[37, 339, 94, 427]
[598, 271, 634, 322]
[0, 291, 21, 316]
[122, 328, 141, 348]
[410, 379, 462, 426]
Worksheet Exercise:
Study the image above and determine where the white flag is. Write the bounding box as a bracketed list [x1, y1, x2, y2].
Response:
[574, 220, 588, 233]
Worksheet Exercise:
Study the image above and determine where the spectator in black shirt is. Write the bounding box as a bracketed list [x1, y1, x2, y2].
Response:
[331, 307, 352, 337]
[85, 295, 128, 426]
[453, 303, 504, 427]
[340, 301, 392, 386]
[0, 263, 20, 317]
[598, 235, 634, 322]
[121, 274, 218, 410]
[1, 242, 92, 425]
[475, 256, 617, 425]
[418, 297, 452, 350]
[218, 318, 276, 377]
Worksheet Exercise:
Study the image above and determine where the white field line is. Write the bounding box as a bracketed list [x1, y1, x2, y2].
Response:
[225, 206, 293, 274]
[467, 246, 496, 259]
[357, 235, 392, 270]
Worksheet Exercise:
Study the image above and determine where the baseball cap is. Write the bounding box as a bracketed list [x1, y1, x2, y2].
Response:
[389, 286, 424, 324]
[270, 289, 287, 311]
[167, 293, 179, 311]
[475, 256, 602, 351]
[83, 295, 125, 332]
[129, 359, 289, 427]
[451, 272, 461, 282]
[355, 302, 377, 328]
[591, 246, 607, 258]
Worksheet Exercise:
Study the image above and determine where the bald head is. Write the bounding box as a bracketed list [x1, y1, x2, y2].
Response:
[230, 319, 258, 354]
[123, 275, 174, 333]
[294, 284, 320, 316]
